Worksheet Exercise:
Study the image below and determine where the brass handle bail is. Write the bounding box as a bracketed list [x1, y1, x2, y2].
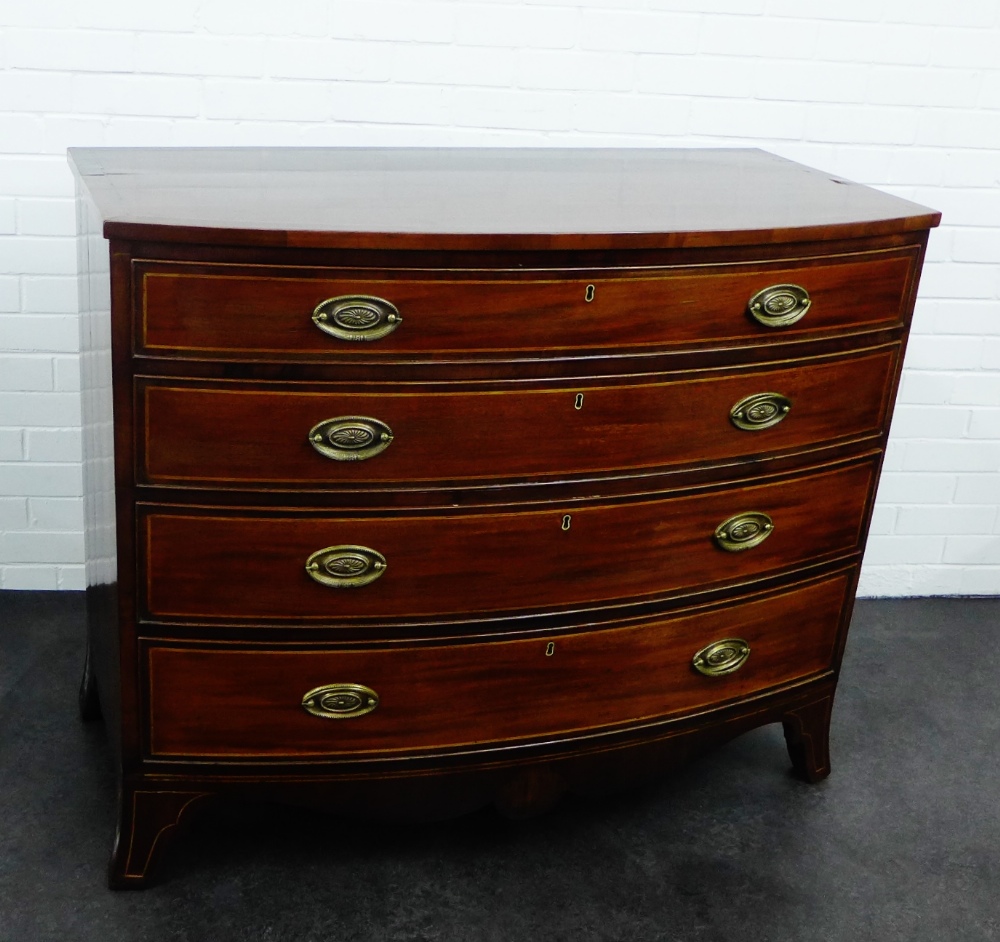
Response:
[714, 512, 774, 552]
[692, 639, 751, 677]
[748, 284, 811, 327]
[313, 295, 402, 341]
[309, 416, 394, 461]
[306, 545, 387, 588]
[302, 683, 379, 719]
[730, 392, 792, 431]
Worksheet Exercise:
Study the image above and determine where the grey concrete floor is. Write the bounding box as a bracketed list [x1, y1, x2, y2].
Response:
[1, 589, 998, 942]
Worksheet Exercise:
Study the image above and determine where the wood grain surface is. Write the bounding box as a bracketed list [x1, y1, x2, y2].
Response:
[144, 570, 851, 758]
[138, 346, 897, 487]
[69, 147, 940, 251]
[140, 458, 875, 623]
[136, 251, 915, 358]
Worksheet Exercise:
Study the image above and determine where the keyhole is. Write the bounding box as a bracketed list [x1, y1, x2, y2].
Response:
[561, 514, 572, 531]
[545, 642, 556, 657]
[574, 393, 584, 410]
[585, 284, 595, 302]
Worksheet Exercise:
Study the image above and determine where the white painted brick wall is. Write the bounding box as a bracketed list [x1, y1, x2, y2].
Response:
[0, 1, 998, 595]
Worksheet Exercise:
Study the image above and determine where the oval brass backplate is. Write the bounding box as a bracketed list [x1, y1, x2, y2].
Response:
[692, 639, 750, 677]
[747, 284, 811, 328]
[309, 416, 394, 462]
[729, 392, 792, 431]
[312, 295, 402, 341]
[302, 683, 379, 719]
[305, 545, 387, 588]
[714, 512, 774, 552]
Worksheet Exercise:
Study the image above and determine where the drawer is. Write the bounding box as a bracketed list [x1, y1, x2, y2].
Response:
[135, 250, 917, 359]
[144, 570, 851, 758]
[139, 458, 876, 623]
[138, 347, 898, 488]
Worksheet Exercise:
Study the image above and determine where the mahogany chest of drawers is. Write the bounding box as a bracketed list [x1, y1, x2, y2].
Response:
[69, 147, 939, 888]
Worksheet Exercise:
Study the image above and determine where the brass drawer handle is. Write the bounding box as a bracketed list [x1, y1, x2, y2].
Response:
[730, 392, 792, 431]
[692, 639, 750, 677]
[748, 284, 811, 327]
[312, 295, 402, 341]
[306, 545, 387, 588]
[302, 683, 379, 719]
[715, 512, 773, 552]
[309, 416, 394, 461]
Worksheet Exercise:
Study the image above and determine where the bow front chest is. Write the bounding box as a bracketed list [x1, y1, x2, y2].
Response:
[70, 148, 938, 888]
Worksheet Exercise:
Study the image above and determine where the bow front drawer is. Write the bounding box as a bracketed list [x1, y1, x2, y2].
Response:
[137, 346, 897, 488]
[138, 458, 876, 624]
[143, 570, 851, 759]
[135, 249, 917, 360]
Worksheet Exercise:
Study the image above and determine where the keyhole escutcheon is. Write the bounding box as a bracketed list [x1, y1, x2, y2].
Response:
[561, 514, 572, 531]
[545, 642, 556, 657]
[585, 284, 595, 302]
[574, 393, 584, 410]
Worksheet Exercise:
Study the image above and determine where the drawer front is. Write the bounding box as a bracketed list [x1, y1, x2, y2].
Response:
[138, 347, 897, 487]
[140, 459, 875, 623]
[144, 570, 851, 758]
[136, 251, 916, 358]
